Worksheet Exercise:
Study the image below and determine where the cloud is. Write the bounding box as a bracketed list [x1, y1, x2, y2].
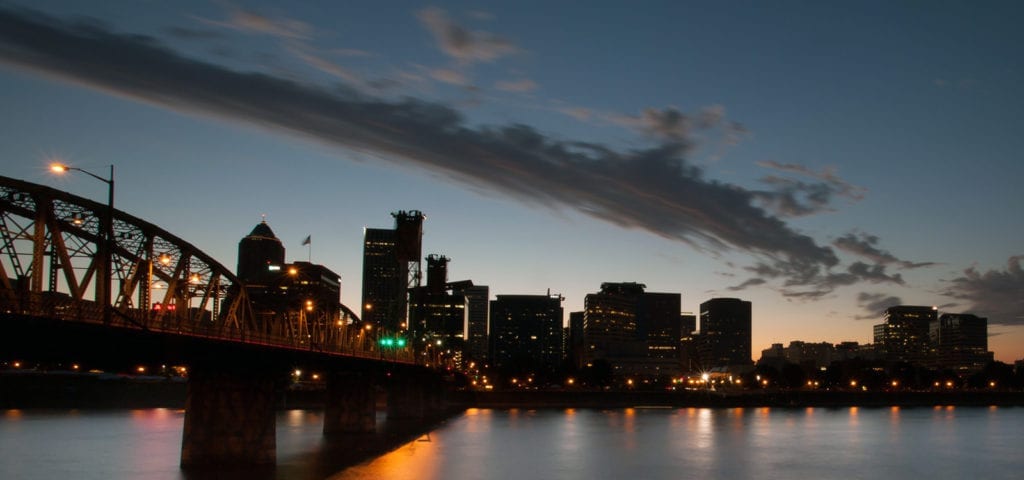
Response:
[738, 257, 903, 299]
[752, 161, 866, 217]
[0, 7, 860, 293]
[287, 44, 364, 84]
[429, 67, 469, 86]
[205, 6, 312, 40]
[855, 292, 902, 320]
[727, 278, 766, 291]
[942, 256, 1024, 325]
[494, 77, 537, 93]
[609, 105, 734, 143]
[833, 232, 937, 269]
[164, 26, 224, 40]
[417, 7, 518, 65]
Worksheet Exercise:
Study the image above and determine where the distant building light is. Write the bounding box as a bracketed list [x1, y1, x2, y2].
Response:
[268, 265, 281, 271]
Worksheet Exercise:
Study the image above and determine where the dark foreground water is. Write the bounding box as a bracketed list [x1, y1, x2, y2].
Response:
[2, 406, 1022, 480]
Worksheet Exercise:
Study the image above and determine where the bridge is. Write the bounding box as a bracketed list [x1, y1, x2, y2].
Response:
[0, 175, 456, 469]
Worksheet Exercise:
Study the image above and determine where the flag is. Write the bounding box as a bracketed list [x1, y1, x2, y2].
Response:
[301, 235, 311, 246]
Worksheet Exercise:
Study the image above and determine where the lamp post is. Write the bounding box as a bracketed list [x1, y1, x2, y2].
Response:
[51, 163, 114, 325]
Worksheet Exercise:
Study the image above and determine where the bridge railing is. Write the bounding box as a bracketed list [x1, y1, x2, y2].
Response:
[0, 293, 415, 364]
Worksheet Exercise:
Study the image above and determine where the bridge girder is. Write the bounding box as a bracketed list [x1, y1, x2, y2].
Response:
[0, 175, 411, 362]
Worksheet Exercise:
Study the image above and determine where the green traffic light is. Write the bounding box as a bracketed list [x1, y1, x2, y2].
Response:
[378, 337, 407, 348]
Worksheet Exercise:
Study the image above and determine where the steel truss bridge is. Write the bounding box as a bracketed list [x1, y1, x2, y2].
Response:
[0, 175, 412, 364]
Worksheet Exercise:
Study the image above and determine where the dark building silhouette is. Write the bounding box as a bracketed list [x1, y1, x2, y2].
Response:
[489, 294, 564, 375]
[638, 293, 682, 360]
[679, 313, 699, 372]
[409, 254, 478, 368]
[874, 305, 936, 364]
[583, 282, 646, 363]
[361, 211, 424, 333]
[462, 285, 490, 364]
[361, 228, 404, 330]
[234, 221, 342, 331]
[568, 311, 585, 369]
[411, 255, 465, 341]
[583, 283, 685, 380]
[696, 298, 752, 370]
[236, 220, 286, 284]
[932, 313, 993, 373]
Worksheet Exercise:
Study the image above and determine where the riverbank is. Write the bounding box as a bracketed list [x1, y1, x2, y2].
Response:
[6, 372, 1024, 411]
[456, 389, 1024, 409]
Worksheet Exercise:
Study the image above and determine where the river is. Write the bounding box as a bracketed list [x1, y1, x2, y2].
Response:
[2, 406, 1021, 479]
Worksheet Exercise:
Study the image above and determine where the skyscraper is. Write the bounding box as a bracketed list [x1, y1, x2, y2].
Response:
[697, 298, 752, 369]
[462, 285, 490, 363]
[582, 283, 685, 380]
[233, 222, 346, 342]
[638, 292, 682, 360]
[236, 220, 285, 284]
[489, 294, 564, 375]
[361, 227, 405, 331]
[932, 313, 992, 373]
[583, 282, 646, 363]
[874, 305, 936, 364]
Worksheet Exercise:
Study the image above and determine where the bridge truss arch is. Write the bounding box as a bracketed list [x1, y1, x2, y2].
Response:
[0, 175, 406, 361]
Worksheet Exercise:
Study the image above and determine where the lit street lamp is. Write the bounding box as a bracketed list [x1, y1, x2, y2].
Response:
[51, 163, 114, 324]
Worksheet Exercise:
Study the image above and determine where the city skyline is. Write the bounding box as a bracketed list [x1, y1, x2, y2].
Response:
[1, 2, 1021, 361]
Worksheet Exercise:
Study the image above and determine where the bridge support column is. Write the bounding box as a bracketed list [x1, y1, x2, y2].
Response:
[387, 373, 425, 420]
[424, 378, 446, 417]
[323, 372, 376, 434]
[180, 366, 277, 469]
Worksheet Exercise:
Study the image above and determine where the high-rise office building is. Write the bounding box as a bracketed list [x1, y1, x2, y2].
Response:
[638, 292, 682, 360]
[361, 228, 405, 331]
[583, 282, 646, 363]
[489, 294, 564, 374]
[411, 255, 466, 341]
[236, 220, 285, 285]
[568, 311, 585, 368]
[874, 305, 936, 364]
[679, 313, 699, 372]
[932, 313, 992, 373]
[583, 283, 685, 380]
[361, 211, 423, 333]
[462, 285, 490, 363]
[697, 297, 752, 369]
[234, 222, 343, 333]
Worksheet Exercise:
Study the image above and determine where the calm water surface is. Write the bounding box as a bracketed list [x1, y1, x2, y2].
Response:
[2, 407, 1021, 480]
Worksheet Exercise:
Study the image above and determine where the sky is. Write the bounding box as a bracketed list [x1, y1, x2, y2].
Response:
[1, 1, 1022, 362]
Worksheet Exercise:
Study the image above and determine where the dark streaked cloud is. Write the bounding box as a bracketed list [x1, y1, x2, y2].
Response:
[1, 7, 858, 292]
[942, 256, 1024, 325]
[855, 292, 902, 320]
[753, 161, 866, 217]
[727, 278, 766, 291]
[833, 232, 936, 269]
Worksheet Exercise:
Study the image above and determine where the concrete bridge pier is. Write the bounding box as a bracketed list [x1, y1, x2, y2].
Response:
[386, 373, 425, 420]
[180, 364, 278, 469]
[323, 371, 377, 434]
[387, 372, 448, 420]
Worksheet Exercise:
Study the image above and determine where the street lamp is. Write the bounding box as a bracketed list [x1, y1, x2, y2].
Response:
[51, 163, 114, 324]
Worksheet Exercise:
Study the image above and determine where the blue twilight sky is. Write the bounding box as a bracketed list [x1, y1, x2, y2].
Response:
[1, 1, 1022, 361]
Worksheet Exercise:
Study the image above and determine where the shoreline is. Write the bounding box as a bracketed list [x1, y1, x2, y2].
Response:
[5, 372, 1024, 410]
[453, 389, 1024, 409]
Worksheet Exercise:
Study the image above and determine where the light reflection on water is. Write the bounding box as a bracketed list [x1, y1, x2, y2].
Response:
[332, 406, 1024, 480]
[2, 407, 1023, 480]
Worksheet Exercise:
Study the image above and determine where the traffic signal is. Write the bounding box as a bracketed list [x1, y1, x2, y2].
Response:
[378, 337, 407, 348]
